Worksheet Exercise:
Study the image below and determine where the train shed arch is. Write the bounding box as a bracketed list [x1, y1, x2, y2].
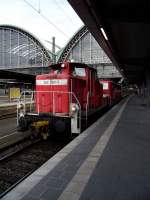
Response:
[0, 24, 53, 75]
[57, 26, 121, 79]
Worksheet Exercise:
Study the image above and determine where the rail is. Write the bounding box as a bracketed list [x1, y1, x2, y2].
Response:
[0, 131, 31, 150]
[0, 138, 40, 161]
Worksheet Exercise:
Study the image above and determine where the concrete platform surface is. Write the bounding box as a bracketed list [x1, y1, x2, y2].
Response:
[2, 95, 150, 200]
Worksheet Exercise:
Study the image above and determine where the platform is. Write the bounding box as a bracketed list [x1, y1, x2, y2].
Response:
[0, 96, 32, 108]
[0, 99, 18, 107]
[0, 118, 17, 138]
[0, 97, 18, 138]
[2, 95, 150, 200]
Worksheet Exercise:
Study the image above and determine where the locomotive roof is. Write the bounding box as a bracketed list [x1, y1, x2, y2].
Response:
[100, 79, 121, 86]
[48, 62, 97, 71]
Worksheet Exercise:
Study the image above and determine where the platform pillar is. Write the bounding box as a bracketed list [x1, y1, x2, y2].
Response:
[145, 69, 150, 107]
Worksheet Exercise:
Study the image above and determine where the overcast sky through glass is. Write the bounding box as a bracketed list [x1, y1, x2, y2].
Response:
[0, 0, 83, 50]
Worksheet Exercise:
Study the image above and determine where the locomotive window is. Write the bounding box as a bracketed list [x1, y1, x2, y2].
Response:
[102, 82, 109, 90]
[73, 67, 86, 77]
[49, 66, 63, 74]
[53, 68, 62, 74]
[48, 67, 52, 73]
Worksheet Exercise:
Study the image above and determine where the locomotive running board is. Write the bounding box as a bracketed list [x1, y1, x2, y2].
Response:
[26, 113, 39, 116]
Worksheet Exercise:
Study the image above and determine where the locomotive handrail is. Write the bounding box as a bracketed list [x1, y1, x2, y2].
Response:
[17, 90, 82, 133]
[17, 92, 34, 125]
[85, 92, 90, 127]
[18, 91, 81, 109]
[18, 90, 81, 113]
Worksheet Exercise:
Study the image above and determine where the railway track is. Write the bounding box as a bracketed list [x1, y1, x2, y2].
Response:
[0, 112, 72, 197]
[0, 102, 32, 120]
[0, 130, 31, 150]
[0, 136, 71, 197]
[0, 137, 40, 161]
[0, 113, 16, 120]
[0, 104, 18, 120]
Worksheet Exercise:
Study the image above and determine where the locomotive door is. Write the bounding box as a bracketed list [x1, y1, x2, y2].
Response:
[51, 82, 69, 114]
[71, 78, 84, 107]
[89, 69, 94, 109]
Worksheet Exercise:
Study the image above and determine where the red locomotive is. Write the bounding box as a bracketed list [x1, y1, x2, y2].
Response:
[17, 62, 122, 137]
[100, 80, 121, 106]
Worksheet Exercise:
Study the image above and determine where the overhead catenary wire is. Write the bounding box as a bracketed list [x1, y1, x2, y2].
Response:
[53, 0, 75, 25]
[44, 40, 62, 50]
[23, 0, 69, 39]
[38, 0, 41, 13]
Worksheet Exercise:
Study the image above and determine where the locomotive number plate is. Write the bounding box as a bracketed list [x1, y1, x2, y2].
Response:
[36, 79, 68, 85]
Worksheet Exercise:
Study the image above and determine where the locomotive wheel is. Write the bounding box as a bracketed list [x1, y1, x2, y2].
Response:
[54, 119, 66, 133]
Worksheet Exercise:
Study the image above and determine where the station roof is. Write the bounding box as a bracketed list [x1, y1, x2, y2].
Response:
[0, 24, 53, 61]
[68, 0, 150, 84]
[0, 70, 35, 84]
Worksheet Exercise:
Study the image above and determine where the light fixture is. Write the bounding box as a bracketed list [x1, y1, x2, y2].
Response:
[61, 63, 65, 68]
[100, 28, 108, 41]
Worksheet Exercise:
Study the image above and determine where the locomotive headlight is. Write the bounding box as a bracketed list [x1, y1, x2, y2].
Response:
[71, 105, 76, 112]
[18, 103, 25, 117]
[19, 110, 25, 117]
[18, 103, 24, 109]
[71, 103, 79, 113]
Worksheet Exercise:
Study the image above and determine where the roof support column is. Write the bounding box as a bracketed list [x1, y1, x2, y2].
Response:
[145, 69, 150, 107]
